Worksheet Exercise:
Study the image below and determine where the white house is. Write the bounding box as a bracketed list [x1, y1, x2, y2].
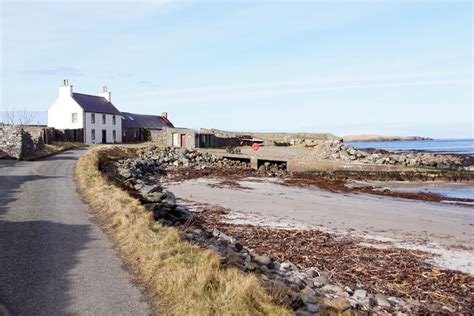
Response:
[48, 80, 122, 143]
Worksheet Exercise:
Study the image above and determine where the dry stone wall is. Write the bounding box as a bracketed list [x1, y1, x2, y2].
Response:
[0, 125, 39, 159]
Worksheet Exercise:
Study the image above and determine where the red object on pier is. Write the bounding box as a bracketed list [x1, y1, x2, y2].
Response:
[252, 143, 260, 151]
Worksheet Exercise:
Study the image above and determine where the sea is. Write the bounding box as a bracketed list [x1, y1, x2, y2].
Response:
[346, 139, 474, 155]
[346, 139, 474, 201]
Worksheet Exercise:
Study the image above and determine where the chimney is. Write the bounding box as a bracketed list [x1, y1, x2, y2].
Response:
[99, 85, 111, 102]
[161, 112, 168, 119]
[59, 79, 73, 97]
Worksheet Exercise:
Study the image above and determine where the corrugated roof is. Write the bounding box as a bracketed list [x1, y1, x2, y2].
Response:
[72, 93, 121, 115]
[121, 112, 174, 129]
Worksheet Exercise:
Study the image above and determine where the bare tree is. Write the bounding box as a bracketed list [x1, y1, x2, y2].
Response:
[2, 106, 37, 127]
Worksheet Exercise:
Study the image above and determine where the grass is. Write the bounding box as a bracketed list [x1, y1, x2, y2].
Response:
[24, 142, 85, 160]
[74, 146, 289, 315]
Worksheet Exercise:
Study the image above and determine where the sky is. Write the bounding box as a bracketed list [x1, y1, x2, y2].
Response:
[0, 0, 472, 138]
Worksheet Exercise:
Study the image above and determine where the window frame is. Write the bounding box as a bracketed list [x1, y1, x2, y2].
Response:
[112, 115, 116, 125]
[71, 113, 78, 123]
[102, 114, 106, 124]
[91, 129, 95, 140]
[91, 113, 95, 124]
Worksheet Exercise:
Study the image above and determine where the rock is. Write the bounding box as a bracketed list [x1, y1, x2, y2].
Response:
[387, 296, 400, 306]
[323, 297, 351, 312]
[217, 231, 236, 244]
[302, 277, 314, 287]
[299, 288, 317, 304]
[305, 303, 319, 313]
[313, 275, 329, 287]
[223, 247, 242, 266]
[306, 267, 319, 278]
[375, 294, 391, 307]
[244, 261, 258, 271]
[252, 254, 272, 266]
[152, 204, 171, 218]
[286, 274, 305, 289]
[139, 191, 164, 203]
[138, 184, 159, 194]
[353, 289, 367, 300]
[117, 168, 132, 179]
[280, 261, 293, 271]
[173, 206, 195, 220]
[321, 284, 345, 294]
[233, 242, 243, 252]
[161, 190, 176, 207]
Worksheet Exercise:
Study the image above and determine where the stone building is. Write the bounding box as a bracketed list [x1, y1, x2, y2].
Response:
[121, 112, 174, 142]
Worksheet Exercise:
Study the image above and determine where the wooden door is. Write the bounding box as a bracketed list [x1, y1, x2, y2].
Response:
[180, 134, 187, 148]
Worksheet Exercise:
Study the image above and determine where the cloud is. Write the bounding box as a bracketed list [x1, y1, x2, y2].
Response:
[23, 66, 85, 76]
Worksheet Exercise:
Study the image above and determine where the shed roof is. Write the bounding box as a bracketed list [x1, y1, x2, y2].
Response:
[121, 112, 174, 129]
[72, 93, 121, 115]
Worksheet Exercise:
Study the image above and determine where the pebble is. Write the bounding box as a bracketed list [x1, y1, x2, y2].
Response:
[353, 289, 367, 300]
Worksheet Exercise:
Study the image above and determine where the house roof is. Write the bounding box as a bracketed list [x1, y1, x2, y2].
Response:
[72, 93, 121, 115]
[121, 112, 174, 129]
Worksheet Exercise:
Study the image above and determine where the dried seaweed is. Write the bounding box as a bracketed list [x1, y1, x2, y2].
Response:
[194, 205, 474, 313]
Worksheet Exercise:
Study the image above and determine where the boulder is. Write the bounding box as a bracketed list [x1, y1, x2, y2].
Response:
[252, 254, 272, 266]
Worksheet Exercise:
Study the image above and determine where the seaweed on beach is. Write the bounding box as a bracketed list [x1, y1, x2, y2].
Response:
[194, 205, 474, 313]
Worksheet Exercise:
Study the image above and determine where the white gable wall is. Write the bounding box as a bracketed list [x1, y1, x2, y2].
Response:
[84, 112, 122, 144]
[47, 95, 84, 130]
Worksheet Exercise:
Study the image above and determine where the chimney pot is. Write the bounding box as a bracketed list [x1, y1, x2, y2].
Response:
[59, 79, 72, 97]
[161, 112, 168, 119]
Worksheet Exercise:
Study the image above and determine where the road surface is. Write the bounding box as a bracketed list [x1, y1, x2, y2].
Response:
[0, 149, 150, 315]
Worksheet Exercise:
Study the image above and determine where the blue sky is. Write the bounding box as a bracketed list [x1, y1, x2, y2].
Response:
[1, 1, 472, 138]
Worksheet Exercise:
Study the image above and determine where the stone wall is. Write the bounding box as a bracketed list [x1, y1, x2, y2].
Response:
[0, 126, 37, 159]
[149, 128, 241, 149]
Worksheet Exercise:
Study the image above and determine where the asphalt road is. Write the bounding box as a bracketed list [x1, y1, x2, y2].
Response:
[0, 149, 151, 315]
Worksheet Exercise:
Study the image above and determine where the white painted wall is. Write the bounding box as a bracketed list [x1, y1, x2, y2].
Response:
[48, 82, 122, 144]
[84, 112, 122, 144]
[48, 92, 84, 130]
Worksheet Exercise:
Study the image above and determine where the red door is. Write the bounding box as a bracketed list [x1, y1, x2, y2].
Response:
[180, 134, 187, 148]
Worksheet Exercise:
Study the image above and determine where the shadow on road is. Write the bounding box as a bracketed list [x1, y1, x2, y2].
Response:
[0, 170, 91, 315]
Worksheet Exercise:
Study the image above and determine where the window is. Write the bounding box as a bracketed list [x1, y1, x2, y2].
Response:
[102, 114, 106, 124]
[112, 115, 116, 125]
[91, 129, 95, 140]
[71, 113, 78, 123]
[91, 113, 95, 124]
[113, 130, 116, 142]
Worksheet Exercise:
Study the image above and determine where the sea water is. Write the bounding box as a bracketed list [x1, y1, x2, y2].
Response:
[347, 139, 474, 154]
[346, 139, 474, 201]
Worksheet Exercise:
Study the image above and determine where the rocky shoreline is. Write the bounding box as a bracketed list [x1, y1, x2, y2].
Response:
[101, 146, 474, 314]
[309, 140, 469, 169]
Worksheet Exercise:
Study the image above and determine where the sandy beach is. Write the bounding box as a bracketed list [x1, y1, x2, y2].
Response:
[166, 177, 474, 274]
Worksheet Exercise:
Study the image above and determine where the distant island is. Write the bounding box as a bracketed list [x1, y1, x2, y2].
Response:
[343, 134, 433, 142]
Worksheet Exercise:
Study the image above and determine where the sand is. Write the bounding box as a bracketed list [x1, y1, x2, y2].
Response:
[165, 177, 474, 274]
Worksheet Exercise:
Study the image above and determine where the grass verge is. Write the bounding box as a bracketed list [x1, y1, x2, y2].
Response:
[24, 142, 85, 160]
[74, 146, 289, 315]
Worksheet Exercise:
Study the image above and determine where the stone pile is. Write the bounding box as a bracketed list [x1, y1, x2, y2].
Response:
[115, 145, 249, 181]
[312, 140, 464, 169]
[178, 225, 419, 315]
